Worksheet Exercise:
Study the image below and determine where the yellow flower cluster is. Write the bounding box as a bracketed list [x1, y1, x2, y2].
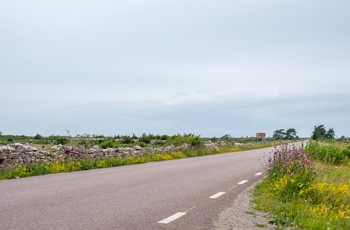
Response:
[307, 181, 350, 220]
[274, 174, 290, 191]
[46, 161, 83, 172]
[267, 171, 350, 221]
[15, 165, 34, 177]
[310, 204, 350, 220]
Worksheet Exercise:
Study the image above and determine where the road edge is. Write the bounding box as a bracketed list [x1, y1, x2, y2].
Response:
[213, 179, 276, 230]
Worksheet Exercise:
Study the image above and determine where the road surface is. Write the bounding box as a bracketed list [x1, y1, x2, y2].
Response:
[0, 146, 273, 230]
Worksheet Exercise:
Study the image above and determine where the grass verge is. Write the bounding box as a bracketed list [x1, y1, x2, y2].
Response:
[253, 141, 350, 229]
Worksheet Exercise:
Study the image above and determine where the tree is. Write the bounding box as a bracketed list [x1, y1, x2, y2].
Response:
[139, 133, 151, 144]
[34, 133, 43, 140]
[285, 128, 298, 140]
[121, 135, 133, 144]
[220, 134, 231, 140]
[273, 129, 285, 140]
[311, 125, 327, 140]
[325, 128, 335, 139]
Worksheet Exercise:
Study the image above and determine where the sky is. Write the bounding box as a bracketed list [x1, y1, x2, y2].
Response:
[1, 0, 349, 138]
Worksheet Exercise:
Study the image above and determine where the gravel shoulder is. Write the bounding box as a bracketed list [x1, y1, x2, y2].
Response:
[214, 180, 276, 230]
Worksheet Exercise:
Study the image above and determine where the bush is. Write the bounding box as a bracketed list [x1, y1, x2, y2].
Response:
[264, 143, 316, 200]
[121, 136, 133, 144]
[34, 133, 43, 140]
[187, 135, 202, 147]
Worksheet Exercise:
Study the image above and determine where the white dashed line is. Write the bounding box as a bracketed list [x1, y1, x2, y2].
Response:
[255, 172, 263, 176]
[209, 192, 226, 199]
[184, 206, 197, 212]
[158, 212, 186, 224]
[237, 180, 248, 185]
[228, 185, 237, 190]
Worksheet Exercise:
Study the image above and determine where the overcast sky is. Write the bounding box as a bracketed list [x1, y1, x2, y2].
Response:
[1, 0, 349, 138]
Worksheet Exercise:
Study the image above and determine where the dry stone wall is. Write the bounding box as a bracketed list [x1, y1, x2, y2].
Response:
[0, 143, 188, 169]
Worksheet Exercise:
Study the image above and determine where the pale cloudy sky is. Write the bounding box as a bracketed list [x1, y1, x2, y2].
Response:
[1, 0, 349, 137]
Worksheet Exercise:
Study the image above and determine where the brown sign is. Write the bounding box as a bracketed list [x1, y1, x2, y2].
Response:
[256, 133, 266, 138]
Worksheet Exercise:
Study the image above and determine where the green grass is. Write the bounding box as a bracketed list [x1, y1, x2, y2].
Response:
[305, 140, 350, 163]
[253, 141, 350, 229]
[246, 210, 256, 215]
[254, 222, 267, 228]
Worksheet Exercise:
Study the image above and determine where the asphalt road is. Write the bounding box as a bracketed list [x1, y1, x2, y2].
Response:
[0, 146, 273, 230]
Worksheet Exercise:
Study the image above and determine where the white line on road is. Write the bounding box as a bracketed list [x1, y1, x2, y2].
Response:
[158, 212, 186, 224]
[228, 185, 237, 190]
[209, 192, 226, 199]
[237, 180, 248, 185]
[255, 172, 263, 176]
[184, 206, 197, 213]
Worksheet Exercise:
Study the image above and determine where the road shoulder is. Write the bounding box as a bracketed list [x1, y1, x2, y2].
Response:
[213, 180, 276, 230]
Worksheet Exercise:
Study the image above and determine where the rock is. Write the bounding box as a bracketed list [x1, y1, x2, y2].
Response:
[9, 153, 20, 159]
[2, 159, 12, 166]
[30, 147, 38, 151]
[0, 146, 16, 153]
[205, 142, 217, 148]
[12, 143, 24, 148]
[51, 145, 62, 150]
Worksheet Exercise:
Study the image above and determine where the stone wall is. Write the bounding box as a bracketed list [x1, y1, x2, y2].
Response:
[0, 141, 229, 169]
[0, 143, 184, 169]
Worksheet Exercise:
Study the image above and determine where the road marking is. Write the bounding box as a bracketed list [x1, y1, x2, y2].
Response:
[255, 172, 263, 176]
[209, 192, 226, 199]
[184, 206, 196, 213]
[238, 180, 248, 185]
[158, 212, 186, 224]
[228, 185, 237, 190]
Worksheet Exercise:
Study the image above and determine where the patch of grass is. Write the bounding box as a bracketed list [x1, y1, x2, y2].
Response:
[246, 210, 256, 215]
[315, 161, 350, 185]
[254, 222, 267, 228]
[305, 140, 350, 163]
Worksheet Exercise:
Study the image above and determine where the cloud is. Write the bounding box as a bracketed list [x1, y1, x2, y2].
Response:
[3, 92, 348, 138]
[0, 0, 349, 137]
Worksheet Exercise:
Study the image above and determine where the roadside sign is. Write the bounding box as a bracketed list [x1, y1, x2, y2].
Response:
[256, 133, 266, 138]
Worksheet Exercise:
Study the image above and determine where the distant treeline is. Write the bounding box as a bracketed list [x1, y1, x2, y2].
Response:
[0, 132, 276, 148]
[1, 127, 348, 148]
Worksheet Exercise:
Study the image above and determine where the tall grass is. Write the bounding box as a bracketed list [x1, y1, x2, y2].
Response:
[305, 140, 350, 163]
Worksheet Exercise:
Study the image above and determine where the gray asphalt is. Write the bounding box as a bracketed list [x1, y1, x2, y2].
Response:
[0, 147, 273, 230]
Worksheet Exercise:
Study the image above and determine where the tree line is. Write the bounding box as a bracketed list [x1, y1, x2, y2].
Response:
[272, 124, 337, 140]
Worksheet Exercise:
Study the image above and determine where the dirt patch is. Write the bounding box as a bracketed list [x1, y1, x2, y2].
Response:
[214, 180, 276, 230]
